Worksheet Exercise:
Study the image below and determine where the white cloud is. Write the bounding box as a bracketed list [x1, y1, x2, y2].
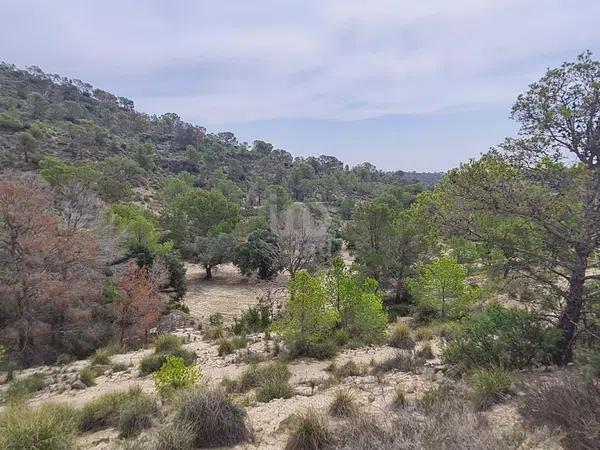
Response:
[1, 0, 599, 123]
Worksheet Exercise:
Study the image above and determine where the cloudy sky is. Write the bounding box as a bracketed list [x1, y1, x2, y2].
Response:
[2, 1, 599, 171]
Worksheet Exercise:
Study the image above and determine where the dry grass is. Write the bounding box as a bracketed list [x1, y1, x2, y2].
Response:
[518, 373, 600, 450]
[176, 388, 249, 448]
[328, 389, 359, 417]
[388, 322, 416, 350]
[285, 409, 334, 450]
[373, 351, 423, 374]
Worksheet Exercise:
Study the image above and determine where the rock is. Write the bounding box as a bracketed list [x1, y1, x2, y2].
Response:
[71, 379, 87, 390]
[157, 310, 196, 332]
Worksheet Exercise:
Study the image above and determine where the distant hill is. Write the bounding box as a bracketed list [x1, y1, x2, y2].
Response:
[0, 63, 441, 202]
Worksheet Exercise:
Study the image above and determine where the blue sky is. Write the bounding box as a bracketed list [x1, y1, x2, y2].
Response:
[2, 1, 600, 171]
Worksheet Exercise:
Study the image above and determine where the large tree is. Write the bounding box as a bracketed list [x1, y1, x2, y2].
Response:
[421, 52, 600, 363]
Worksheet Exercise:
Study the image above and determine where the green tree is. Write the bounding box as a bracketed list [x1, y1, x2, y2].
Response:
[419, 53, 600, 363]
[162, 188, 240, 247]
[182, 233, 236, 279]
[235, 229, 282, 280]
[215, 177, 243, 204]
[408, 256, 479, 320]
[323, 258, 387, 344]
[15, 131, 38, 163]
[273, 270, 338, 353]
[288, 161, 315, 201]
[131, 141, 157, 171]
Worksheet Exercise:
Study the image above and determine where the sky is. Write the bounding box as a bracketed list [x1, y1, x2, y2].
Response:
[2, 1, 600, 171]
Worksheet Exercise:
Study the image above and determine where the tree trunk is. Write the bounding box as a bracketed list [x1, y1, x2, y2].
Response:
[205, 265, 212, 279]
[555, 248, 589, 364]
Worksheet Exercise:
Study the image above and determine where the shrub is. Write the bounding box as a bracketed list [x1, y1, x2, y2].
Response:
[90, 348, 112, 366]
[444, 304, 559, 372]
[78, 366, 99, 387]
[209, 313, 224, 327]
[416, 385, 452, 414]
[255, 378, 295, 402]
[176, 388, 248, 448]
[469, 368, 512, 409]
[80, 386, 151, 432]
[388, 322, 416, 350]
[153, 334, 183, 353]
[140, 349, 196, 375]
[391, 386, 406, 409]
[414, 327, 434, 341]
[153, 356, 200, 395]
[330, 360, 364, 379]
[117, 393, 160, 438]
[329, 389, 359, 417]
[0, 403, 79, 450]
[288, 339, 338, 360]
[416, 342, 434, 360]
[5, 373, 46, 402]
[285, 409, 333, 450]
[152, 422, 195, 450]
[518, 374, 600, 450]
[373, 351, 423, 374]
[233, 305, 272, 335]
[218, 339, 235, 356]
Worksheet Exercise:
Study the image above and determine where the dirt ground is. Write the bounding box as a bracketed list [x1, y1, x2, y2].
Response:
[0, 261, 561, 449]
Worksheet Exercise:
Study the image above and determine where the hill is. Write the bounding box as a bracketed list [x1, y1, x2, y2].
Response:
[0, 63, 441, 204]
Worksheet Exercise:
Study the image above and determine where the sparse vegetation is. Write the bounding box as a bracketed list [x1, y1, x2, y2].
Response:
[4, 373, 46, 402]
[387, 322, 416, 350]
[153, 334, 183, 353]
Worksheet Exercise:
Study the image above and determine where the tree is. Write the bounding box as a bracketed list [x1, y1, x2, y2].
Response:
[322, 258, 387, 344]
[407, 256, 479, 320]
[182, 233, 236, 279]
[15, 131, 38, 162]
[271, 203, 330, 276]
[131, 141, 157, 171]
[273, 270, 338, 353]
[0, 176, 103, 364]
[420, 53, 600, 363]
[114, 261, 165, 345]
[235, 229, 282, 280]
[162, 188, 240, 247]
[288, 161, 315, 201]
[339, 197, 355, 220]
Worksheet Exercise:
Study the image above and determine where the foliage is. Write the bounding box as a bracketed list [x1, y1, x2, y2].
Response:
[175, 388, 249, 448]
[408, 256, 480, 321]
[153, 356, 200, 395]
[0, 403, 80, 450]
[139, 348, 196, 375]
[235, 229, 282, 279]
[469, 368, 512, 409]
[182, 233, 236, 279]
[273, 270, 338, 356]
[444, 304, 560, 372]
[233, 305, 272, 335]
[323, 258, 388, 345]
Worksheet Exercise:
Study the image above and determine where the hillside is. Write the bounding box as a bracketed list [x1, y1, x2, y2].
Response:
[0, 63, 441, 203]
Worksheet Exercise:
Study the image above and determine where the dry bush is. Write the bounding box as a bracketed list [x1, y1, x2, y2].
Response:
[152, 334, 183, 353]
[90, 348, 112, 366]
[373, 351, 423, 374]
[388, 322, 416, 350]
[255, 377, 295, 402]
[285, 409, 334, 450]
[391, 386, 407, 409]
[176, 388, 249, 448]
[4, 373, 46, 402]
[151, 422, 195, 450]
[217, 338, 235, 356]
[329, 360, 365, 379]
[337, 396, 521, 450]
[328, 389, 359, 417]
[117, 393, 160, 438]
[416, 342, 434, 360]
[518, 373, 600, 450]
[469, 368, 512, 410]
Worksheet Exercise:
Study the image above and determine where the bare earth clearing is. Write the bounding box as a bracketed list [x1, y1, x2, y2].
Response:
[0, 263, 563, 449]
